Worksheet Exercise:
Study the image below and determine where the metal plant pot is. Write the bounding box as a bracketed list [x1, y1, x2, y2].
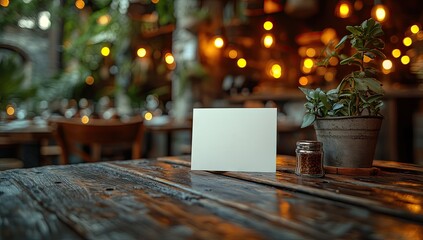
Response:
[314, 116, 383, 168]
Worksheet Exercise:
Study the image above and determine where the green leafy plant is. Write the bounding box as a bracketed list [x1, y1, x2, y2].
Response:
[300, 18, 386, 128]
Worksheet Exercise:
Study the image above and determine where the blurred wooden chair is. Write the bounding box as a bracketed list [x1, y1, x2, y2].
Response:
[50, 117, 144, 164]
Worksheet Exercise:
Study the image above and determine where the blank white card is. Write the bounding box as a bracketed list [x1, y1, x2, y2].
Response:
[191, 108, 276, 172]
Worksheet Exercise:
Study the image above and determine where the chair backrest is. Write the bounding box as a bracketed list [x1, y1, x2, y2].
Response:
[50, 117, 144, 164]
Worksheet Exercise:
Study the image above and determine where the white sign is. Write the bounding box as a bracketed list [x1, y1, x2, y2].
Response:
[191, 108, 277, 172]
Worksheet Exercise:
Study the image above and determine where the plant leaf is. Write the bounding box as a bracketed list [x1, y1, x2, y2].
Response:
[335, 35, 348, 49]
[301, 113, 316, 128]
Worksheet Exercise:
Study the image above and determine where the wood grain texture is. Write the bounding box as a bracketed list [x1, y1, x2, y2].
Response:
[1, 156, 422, 240]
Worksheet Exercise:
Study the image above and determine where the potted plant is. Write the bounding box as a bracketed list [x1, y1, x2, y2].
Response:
[299, 18, 386, 169]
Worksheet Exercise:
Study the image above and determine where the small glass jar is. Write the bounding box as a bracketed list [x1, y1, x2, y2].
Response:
[295, 140, 324, 177]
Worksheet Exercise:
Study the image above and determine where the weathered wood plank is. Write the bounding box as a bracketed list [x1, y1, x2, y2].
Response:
[0, 170, 82, 240]
[109, 160, 423, 240]
[4, 164, 310, 240]
[157, 156, 423, 222]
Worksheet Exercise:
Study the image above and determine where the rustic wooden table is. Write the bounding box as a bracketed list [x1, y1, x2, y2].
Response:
[1, 155, 422, 239]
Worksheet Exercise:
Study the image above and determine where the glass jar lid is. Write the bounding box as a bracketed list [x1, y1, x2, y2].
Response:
[296, 140, 322, 151]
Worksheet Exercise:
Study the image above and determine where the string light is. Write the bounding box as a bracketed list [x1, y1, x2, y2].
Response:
[392, 49, 401, 58]
[85, 76, 94, 85]
[228, 49, 238, 59]
[270, 64, 282, 79]
[403, 37, 412, 47]
[305, 48, 316, 58]
[144, 112, 153, 121]
[410, 25, 420, 34]
[371, 4, 388, 22]
[164, 53, 174, 64]
[137, 48, 147, 58]
[81, 115, 90, 124]
[335, 1, 352, 19]
[237, 58, 247, 68]
[299, 76, 309, 86]
[0, 0, 9, 7]
[101, 46, 110, 56]
[263, 21, 273, 31]
[303, 58, 314, 69]
[6, 105, 14, 116]
[97, 14, 111, 25]
[262, 34, 274, 48]
[75, 0, 85, 10]
[214, 37, 224, 48]
[382, 59, 393, 74]
[401, 55, 410, 65]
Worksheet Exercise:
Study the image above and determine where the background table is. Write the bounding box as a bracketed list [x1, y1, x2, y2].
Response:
[1, 156, 422, 239]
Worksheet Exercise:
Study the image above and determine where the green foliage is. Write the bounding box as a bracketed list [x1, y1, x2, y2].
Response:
[0, 55, 36, 109]
[300, 18, 386, 128]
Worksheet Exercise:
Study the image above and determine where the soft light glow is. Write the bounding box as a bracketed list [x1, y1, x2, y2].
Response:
[75, 0, 85, 9]
[321, 28, 337, 45]
[263, 21, 273, 31]
[164, 53, 174, 64]
[324, 72, 335, 82]
[237, 58, 247, 68]
[401, 55, 410, 65]
[81, 115, 90, 124]
[298, 47, 307, 57]
[410, 25, 420, 34]
[101, 47, 110, 56]
[137, 48, 147, 58]
[299, 76, 308, 86]
[18, 18, 35, 29]
[382, 59, 393, 70]
[329, 57, 338, 66]
[338, 3, 351, 18]
[85, 76, 94, 85]
[403, 37, 412, 47]
[6, 105, 14, 116]
[214, 37, 224, 48]
[151, 0, 159, 3]
[305, 48, 316, 57]
[0, 0, 9, 7]
[354, 0, 363, 10]
[392, 49, 401, 58]
[38, 11, 51, 30]
[144, 112, 153, 121]
[371, 4, 388, 22]
[97, 14, 111, 25]
[302, 66, 312, 74]
[363, 55, 372, 63]
[303, 58, 314, 69]
[263, 34, 274, 48]
[228, 49, 238, 59]
[270, 64, 282, 79]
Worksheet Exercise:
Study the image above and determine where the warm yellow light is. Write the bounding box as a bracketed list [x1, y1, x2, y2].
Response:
[270, 64, 282, 79]
[0, 0, 9, 7]
[151, 0, 159, 4]
[392, 49, 401, 58]
[329, 57, 339, 66]
[403, 37, 412, 47]
[263, 21, 273, 31]
[418, 32, 423, 41]
[321, 28, 337, 45]
[354, 0, 363, 10]
[144, 112, 153, 121]
[75, 0, 85, 10]
[302, 66, 312, 74]
[6, 105, 14, 115]
[411, 25, 420, 34]
[338, 3, 351, 18]
[371, 4, 388, 22]
[97, 15, 111, 25]
[305, 48, 316, 58]
[263, 34, 274, 48]
[85, 76, 94, 85]
[237, 58, 247, 68]
[101, 47, 110, 56]
[382, 59, 393, 70]
[303, 58, 314, 69]
[401, 55, 410, 65]
[137, 48, 147, 58]
[228, 49, 238, 59]
[363, 55, 372, 63]
[324, 72, 335, 82]
[298, 47, 307, 57]
[81, 115, 90, 124]
[214, 37, 224, 48]
[165, 53, 174, 64]
[299, 76, 308, 86]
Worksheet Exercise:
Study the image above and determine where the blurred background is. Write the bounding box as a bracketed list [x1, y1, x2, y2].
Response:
[1, 0, 422, 164]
